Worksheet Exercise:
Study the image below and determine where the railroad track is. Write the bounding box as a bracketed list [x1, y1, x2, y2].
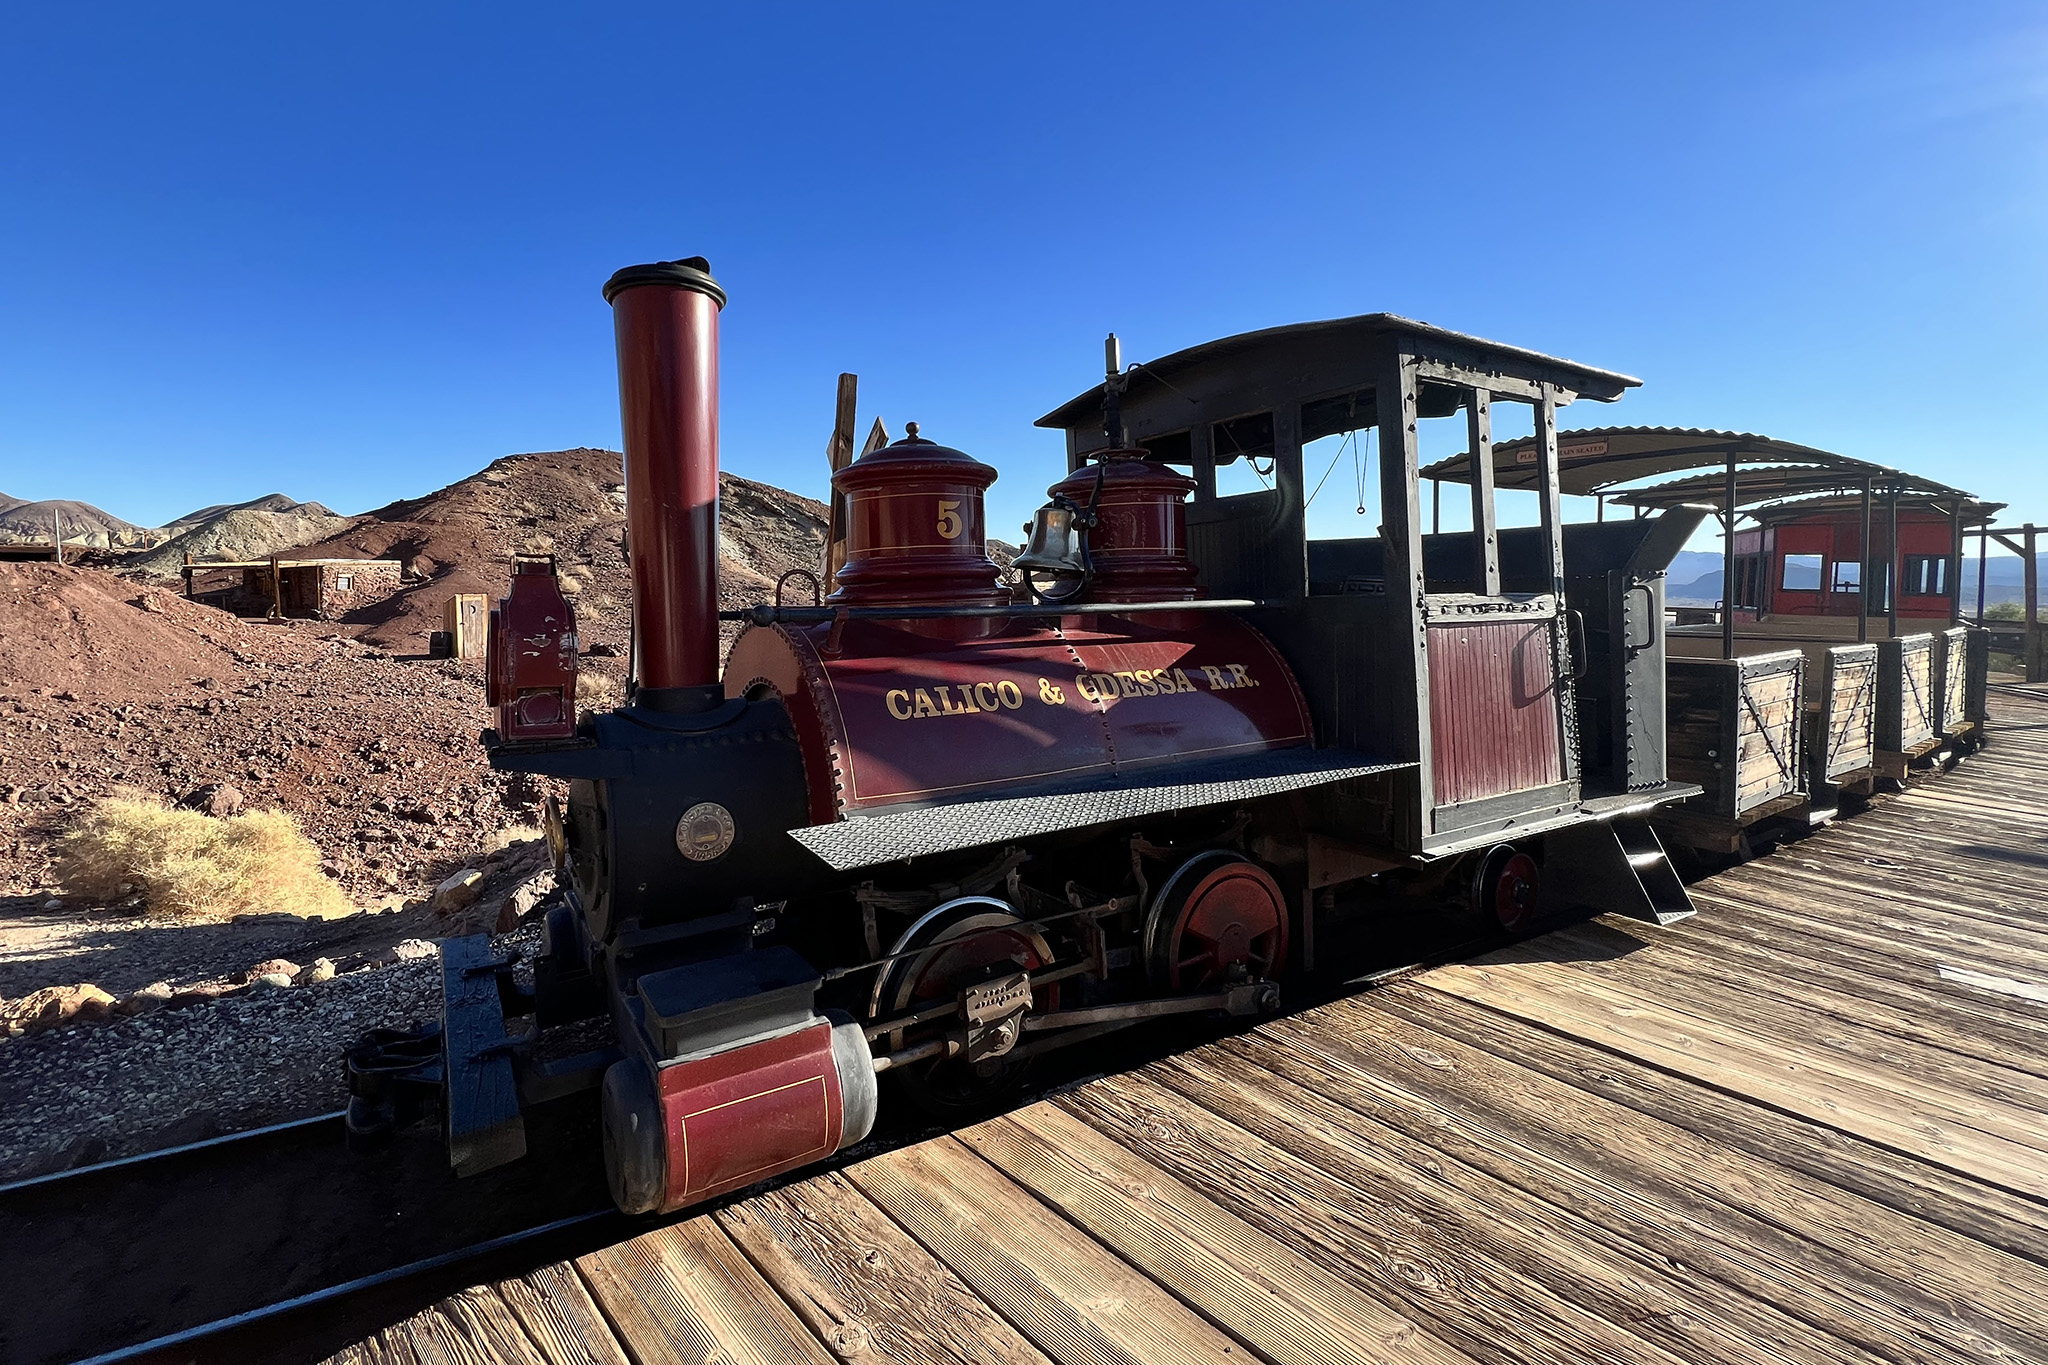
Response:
[0, 1100, 615, 1365]
[0, 915, 1512, 1365]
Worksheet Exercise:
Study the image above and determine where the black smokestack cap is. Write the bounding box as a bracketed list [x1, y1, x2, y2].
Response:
[602, 256, 726, 307]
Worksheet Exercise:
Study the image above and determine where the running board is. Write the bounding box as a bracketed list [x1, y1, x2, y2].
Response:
[1541, 819, 1696, 926]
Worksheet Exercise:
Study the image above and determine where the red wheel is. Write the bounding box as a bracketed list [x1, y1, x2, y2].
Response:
[1145, 853, 1288, 991]
[870, 898, 1058, 1114]
[1474, 845, 1541, 931]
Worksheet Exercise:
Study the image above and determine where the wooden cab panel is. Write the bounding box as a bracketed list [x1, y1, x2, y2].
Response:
[1425, 615, 1566, 807]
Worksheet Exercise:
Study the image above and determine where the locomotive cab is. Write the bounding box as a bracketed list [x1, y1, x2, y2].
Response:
[1037, 316, 1705, 879]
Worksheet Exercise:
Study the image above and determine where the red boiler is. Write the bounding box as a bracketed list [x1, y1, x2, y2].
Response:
[726, 613, 1313, 823]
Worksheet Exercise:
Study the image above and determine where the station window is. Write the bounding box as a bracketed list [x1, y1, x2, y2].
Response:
[1780, 553, 1823, 591]
[336, 574, 353, 591]
[1729, 554, 1763, 607]
[1831, 560, 1861, 593]
[1902, 554, 1949, 596]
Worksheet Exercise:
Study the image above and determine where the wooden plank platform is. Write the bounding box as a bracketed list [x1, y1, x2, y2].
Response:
[326, 686, 2048, 1365]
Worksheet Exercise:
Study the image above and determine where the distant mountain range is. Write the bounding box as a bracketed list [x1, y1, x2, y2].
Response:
[1667, 553, 2048, 606]
[0, 491, 337, 551]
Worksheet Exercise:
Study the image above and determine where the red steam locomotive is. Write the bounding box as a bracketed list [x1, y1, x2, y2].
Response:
[348, 257, 1701, 1215]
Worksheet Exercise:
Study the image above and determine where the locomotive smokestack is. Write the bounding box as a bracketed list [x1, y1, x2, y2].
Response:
[603, 256, 728, 712]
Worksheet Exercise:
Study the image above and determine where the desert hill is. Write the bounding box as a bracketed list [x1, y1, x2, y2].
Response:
[289, 448, 830, 652]
[126, 503, 361, 579]
[0, 495, 145, 549]
[164, 492, 340, 530]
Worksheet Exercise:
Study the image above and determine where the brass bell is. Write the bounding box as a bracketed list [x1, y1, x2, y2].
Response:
[1011, 502, 1092, 602]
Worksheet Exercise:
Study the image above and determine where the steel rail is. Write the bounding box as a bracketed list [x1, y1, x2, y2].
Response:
[69, 1210, 613, 1365]
[0, 1108, 346, 1198]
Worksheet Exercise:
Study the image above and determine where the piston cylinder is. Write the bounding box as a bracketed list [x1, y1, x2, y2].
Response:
[604, 256, 726, 712]
[601, 1016, 877, 1214]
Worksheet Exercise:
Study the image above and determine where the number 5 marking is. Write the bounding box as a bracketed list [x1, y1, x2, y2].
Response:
[936, 500, 963, 540]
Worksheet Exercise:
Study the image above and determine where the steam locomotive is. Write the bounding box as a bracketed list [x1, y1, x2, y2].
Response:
[347, 257, 1702, 1216]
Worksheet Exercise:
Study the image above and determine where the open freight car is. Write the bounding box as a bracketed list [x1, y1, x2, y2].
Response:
[347, 259, 1701, 1216]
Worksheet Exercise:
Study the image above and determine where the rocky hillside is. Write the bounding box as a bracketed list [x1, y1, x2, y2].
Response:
[288, 447, 831, 654]
[0, 495, 145, 549]
[127, 502, 361, 578]
[164, 493, 341, 531]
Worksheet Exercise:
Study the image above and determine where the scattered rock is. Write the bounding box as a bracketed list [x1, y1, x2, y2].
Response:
[1, 984, 118, 1036]
[383, 938, 438, 964]
[239, 958, 301, 983]
[296, 957, 336, 985]
[182, 783, 245, 817]
[492, 869, 556, 934]
[117, 982, 176, 1016]
[431, 868, 483, 913]
[249, 972, 295, 992]
[168, 982, 242, 1009]
[585, 641, 620, 657]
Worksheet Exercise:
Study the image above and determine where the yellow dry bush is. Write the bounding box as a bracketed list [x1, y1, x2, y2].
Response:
[56, 792, 353, 921]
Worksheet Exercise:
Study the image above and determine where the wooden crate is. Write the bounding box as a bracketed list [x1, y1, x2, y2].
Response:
[1876, 633, 1936, 754]
[1664, 651, 1805, 821]
[1931, 625, 1969, 738]
[1813, 642, 1878, 784]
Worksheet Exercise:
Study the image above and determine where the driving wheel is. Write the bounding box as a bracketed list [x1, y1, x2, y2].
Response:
[870, 896, 1058, 1115]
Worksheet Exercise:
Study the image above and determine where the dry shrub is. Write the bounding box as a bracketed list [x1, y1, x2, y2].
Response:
[480, 822, 545, 856]
[575, 668, 622, 708]
[56, 792, 353, 921]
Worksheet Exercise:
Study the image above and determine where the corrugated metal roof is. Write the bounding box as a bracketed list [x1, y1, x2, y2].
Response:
[1036, 315, 1641, 430]
[1418, 425, 1984, 506]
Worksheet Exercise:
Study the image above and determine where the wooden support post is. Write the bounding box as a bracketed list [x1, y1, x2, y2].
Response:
[1949, 497, 1965, 626]
[52, 508, 63, 566]
[1858, 476, 1872, 643]
[2026, 524, 2040, 682]
[1721, 454, 1737, 661]
[1596, 493, 1605, 523]
[1430, 478, 1440, 535]
[1975, 526, 1988, 625]
[821, 373, 859, 595]
[1533, 386, 1564, 601]
[1377, 350, 1431, 834]
[1887, 490, 1899, 639]
[270, 553, 284, 620]
[1466, 390, 1498, 596]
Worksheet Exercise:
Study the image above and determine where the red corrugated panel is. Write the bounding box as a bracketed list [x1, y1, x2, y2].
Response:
[1427, 619, 1565, 807]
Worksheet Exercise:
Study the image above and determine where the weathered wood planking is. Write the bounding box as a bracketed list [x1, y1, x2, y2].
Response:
[1817, 642, 1878, 780]
[1665, 652, 1804, 819]
[1878, 633, 1937, 751]
[323, 686, 2048, 1365]
[712, 1171, 1052, 1365]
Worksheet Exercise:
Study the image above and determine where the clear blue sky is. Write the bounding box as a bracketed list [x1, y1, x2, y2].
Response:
[1, 3, 2042, 549]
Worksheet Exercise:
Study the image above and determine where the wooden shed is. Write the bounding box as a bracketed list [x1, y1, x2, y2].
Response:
[182, 555, 404, 620]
